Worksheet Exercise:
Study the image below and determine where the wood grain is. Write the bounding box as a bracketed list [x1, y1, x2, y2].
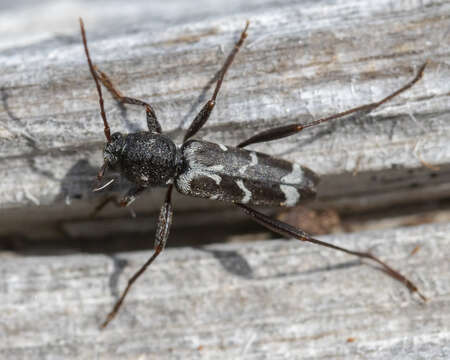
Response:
[0, 0, 449, 220]
[0, 222, 448, 359]
[0, 1, 449, 358]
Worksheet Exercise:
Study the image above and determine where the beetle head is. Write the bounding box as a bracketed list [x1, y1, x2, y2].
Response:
[103, 132, 125, 169]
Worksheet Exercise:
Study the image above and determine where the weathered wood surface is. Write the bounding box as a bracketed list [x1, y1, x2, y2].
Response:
[0, 1, 450, 359]
[0, 222, 449, 359]
[0, 0, 449, 231]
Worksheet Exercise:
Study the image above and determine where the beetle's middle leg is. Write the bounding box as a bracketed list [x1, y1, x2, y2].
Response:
[101, 184, 174, 328]
[238, 62, 427, 148]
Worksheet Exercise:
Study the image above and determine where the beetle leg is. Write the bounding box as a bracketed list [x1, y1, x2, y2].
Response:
[91, 186, 145, 219]
[236, 203, 427, 302]
[183, 21, 249, 142]
[238, 62, 427, 148]
[119, 186, 146, 207]
[101, 185, 174, 328]
[93, 66, 162, 134]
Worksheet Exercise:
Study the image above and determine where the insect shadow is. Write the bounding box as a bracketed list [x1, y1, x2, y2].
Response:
[57, 159, 99, 204]
[197, 247, 254, 278]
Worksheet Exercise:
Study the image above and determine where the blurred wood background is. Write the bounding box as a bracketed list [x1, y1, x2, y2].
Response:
[0, 0, 449, 359]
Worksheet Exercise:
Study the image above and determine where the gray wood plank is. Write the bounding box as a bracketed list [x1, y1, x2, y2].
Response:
[0, 222, 448, 359]
[0, 0, 449, 218]
[0, 2, 449, 358]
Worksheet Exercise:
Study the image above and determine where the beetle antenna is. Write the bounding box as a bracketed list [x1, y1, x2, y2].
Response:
[79, 18, 111, 142]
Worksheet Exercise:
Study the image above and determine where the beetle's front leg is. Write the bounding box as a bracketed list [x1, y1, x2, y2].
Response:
[94, 66, 162, 134]
[119, 186, 146, 207]
[91, 186, 145, 218]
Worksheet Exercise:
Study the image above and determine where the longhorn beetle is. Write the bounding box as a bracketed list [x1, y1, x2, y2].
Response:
[79, 19, 428, 328]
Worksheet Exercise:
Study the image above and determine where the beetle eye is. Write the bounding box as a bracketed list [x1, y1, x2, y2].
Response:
[111, 132, 123, 142]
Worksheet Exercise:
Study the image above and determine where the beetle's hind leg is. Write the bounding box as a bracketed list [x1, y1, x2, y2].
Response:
[237, 203, 427, 302]
[93, 66, 162, 134]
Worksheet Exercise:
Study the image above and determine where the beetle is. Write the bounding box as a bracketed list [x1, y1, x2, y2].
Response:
[79, 19, 427, 328]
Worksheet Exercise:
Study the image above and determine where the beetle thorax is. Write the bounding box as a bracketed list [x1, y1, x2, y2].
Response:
[104, 132, 181, 187]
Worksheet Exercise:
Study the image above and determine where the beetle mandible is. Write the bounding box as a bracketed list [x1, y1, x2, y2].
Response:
[79, 19, 427, 328]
